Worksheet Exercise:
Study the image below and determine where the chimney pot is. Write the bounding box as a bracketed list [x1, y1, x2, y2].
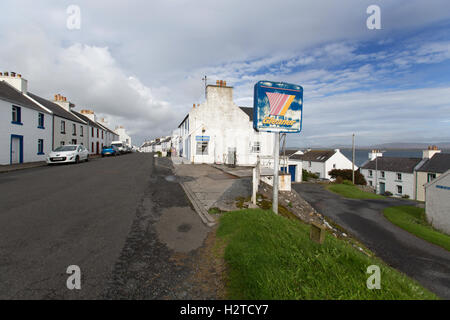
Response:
[223, 81, 226, 86]
[4, 72, 9, 76]
[18, 74, 21, 78]
[11, 72, 16, 77]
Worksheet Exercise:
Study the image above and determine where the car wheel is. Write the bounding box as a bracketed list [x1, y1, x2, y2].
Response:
[75, 156, 80, 164]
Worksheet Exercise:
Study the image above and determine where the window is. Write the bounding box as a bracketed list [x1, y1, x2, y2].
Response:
[38, 113, 44, 128]
[38, 139, 44, 155]
[72, 123, 76, 136]
[72, 139, 77, 145]
[309, 161, 312, 167]
[196, 141, 208, 155]
[369, 170, 373, 177]
[397, 185, 403, 194]
[80, 126, 84, 137]
[61, 120, 66, 134]
[61, 141, 65, 146]
[250, 141, 260, 153]
[381, 171, 385, 178]
[369, 180, 373, 186]
[12, 106, 22, 124]
[102, 130, 104, 139]
[397, 173, 402, 181]
[97, 128, 99, 138]
[92, 127, 94, 137]
[333, 163, 336, 169]
[427, 173, 436, 182]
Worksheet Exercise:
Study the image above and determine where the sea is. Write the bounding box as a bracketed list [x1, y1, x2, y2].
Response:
[340, 149, 449, 167]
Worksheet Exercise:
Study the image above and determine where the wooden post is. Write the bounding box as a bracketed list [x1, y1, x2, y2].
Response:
[310, 222, 326, 244]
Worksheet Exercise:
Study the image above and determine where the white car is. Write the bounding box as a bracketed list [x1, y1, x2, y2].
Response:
[47, 144, 89, 164]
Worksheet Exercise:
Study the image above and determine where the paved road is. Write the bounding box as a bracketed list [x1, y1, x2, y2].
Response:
[0, 153, 211, 299]
[292, 183, 450, 299]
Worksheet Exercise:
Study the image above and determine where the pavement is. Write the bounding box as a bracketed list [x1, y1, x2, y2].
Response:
[0, 153, 218, 299]
[292, 183, 450, 299]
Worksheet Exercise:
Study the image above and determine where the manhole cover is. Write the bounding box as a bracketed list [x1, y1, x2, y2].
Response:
[177, 223, 192, 233]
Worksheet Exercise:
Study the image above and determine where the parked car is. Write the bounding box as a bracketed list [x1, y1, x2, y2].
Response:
[111, 141, 126, 154]
[101, 145, 119, 157]
[47, 145, 89, 164]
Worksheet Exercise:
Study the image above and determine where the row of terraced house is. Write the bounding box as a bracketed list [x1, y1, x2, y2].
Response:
[0, 72, 127, 165]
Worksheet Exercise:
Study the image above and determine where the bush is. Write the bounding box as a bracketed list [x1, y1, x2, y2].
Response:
[402, 194, 410, 199]
[342, 179, 353, 185]
[335, 176, 344, 184]
[328, 169, 367, 185]
[302, 169, 319, 181]
[384, 191, 393, 196]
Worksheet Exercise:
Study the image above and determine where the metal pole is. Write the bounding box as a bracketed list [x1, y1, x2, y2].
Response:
[375, 153, 378, 194]
[273, 132, 280, 214]
[352, 133, 355, 184]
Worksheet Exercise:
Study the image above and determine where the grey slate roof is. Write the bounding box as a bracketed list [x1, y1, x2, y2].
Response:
[27, 92, 86, 124]
[361, 157, 423, 173]
[0, 81, 51, 114]
[292, 150, 336, 162]
[72, 110, 104, 130]
[239, 107, 253, 121]
[416, 153, 450, 173]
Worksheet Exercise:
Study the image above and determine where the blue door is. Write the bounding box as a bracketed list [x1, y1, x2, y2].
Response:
[288, 165, 296, 181]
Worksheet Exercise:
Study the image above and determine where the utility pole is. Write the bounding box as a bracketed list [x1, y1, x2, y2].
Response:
[202, 75, 207, 99]
[352, 133, 355, 184]
[273, 132, 280, 214]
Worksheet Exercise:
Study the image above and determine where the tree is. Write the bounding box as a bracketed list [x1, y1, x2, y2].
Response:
[328, 169, 367, 185]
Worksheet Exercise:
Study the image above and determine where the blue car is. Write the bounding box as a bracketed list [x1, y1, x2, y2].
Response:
[101, 145, 119, 157]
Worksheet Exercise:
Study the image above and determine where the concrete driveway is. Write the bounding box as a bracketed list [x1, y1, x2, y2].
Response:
[292, 183, 450, 299]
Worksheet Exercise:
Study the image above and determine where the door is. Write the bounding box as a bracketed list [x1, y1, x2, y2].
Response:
[288, 165, 296, 182]
[10, 135, 23, 164]
[96, 142, 99, 154]
[379, 182, 385, 194]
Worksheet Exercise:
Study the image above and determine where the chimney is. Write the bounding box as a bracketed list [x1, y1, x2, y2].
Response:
[53, 94, 73, 111]
[369, 149, 383, 161]
[0, 71, 28, 94]
[80, 109, 96, 122]
[206, 79, 233, 102]
[422, 146, 441, 159]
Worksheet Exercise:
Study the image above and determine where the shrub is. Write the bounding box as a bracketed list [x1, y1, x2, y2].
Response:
[402, 194, 410, 199]
[342, 179, 353, 185]
[335, 176, 343, 184]
[384, 191, 393, 196]
[302, 169, 319, 181]
[328, 169, 367, 185]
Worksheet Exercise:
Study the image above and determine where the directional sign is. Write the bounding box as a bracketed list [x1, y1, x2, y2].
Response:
[253, 81, 303, 133]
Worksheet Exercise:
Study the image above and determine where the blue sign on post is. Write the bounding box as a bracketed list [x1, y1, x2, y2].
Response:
[253, 81, 303, 133]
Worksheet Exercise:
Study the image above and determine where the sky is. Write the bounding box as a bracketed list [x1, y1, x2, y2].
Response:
[0, 0, 449, 147]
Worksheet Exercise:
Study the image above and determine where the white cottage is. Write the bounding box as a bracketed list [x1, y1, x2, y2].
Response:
[0, 74, 53, 164]
[178, 80, 274, 165]
[424, 169, 450, 235]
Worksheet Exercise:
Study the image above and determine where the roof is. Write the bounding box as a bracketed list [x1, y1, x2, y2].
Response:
[178, 114, 189, 128]
[279, 149, 301, 157]
[361, 157, 423, 173]
[27, 92, 86, 124]
[72, 110, 104, 130]
[292, 150, 336, 162]
[0, 81, 51, 114]
[417, 153, 450, 173]
[239, 107, 253, 121]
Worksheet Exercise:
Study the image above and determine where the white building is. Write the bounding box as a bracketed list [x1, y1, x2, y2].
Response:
[360, 150, 425, 198]
[177, 80, 274, 165]
[294, 149, 356, 180]
[415, 148, 450, 201]
[424, 169, 450, 235]
[28, 93, 89, 150]
[114, 126, 131, 147]
[0, 73, 53, 164]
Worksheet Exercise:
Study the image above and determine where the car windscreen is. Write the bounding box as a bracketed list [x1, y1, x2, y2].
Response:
[112, 143, 123, 147]
[103, 146, 112, 149]
[54, 146, 77, 152]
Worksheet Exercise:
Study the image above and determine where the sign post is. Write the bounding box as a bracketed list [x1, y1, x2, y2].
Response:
[253, 81, 303, 215]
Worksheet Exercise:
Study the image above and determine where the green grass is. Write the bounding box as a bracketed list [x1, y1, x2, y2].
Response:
[383, 206, 450, 251]
[217, 209, 437, 300]
[327, 183, 385, 199]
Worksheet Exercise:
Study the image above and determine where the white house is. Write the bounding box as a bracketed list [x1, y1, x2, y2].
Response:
[177, 80, 274, 165]
[294, 149, 356, 180]
[28, 93, 89, 151]
[0, 73, 53, 164]
[360, 150, 425, 198]
[114, 126, 131, 147]
[415, 148, 450, 201]
[424, 169, 450, 235]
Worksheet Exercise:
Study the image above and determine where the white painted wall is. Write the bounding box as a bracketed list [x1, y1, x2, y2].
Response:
[180, 85, 274, 165]
[0, 99, 52, 164]
[52, 116, 88, 150]
[425, 171, 450, 235]
[114, 127, 131, 146]
[361, 168, 415, 198]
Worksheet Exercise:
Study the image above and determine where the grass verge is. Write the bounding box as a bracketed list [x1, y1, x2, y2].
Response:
[327, 183, 385, 199]
[217, 209, 437, 299]
[383, 206, 450, 251]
